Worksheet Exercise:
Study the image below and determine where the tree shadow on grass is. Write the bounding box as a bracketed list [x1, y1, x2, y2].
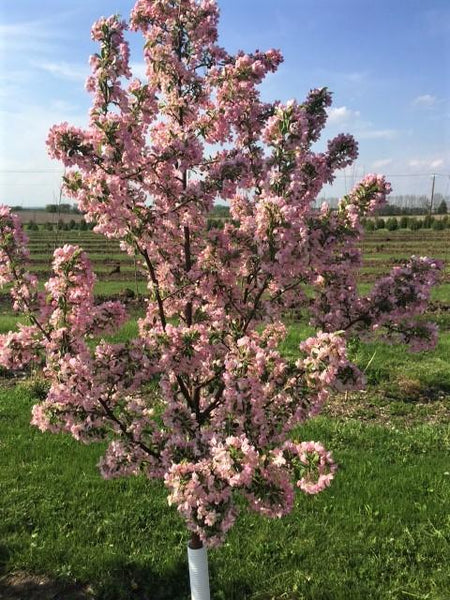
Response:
[0, 571, 90, 600]
[94, 557, 190, 600]
[0, 558, 190, 600]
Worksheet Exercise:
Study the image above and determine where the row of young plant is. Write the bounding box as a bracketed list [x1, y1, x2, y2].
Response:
[24, 213, 450, 233]
[363, 214, 450, 231]
[24, 219, 95, 231]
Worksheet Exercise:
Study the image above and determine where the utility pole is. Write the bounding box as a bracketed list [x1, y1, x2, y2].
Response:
[429, 173, 436, 216]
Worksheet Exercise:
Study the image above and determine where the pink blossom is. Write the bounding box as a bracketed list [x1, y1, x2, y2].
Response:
[283, 440, 337, 494]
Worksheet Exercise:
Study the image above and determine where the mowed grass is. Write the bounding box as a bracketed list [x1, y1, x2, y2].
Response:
[1, 316, 449, 599]
[0, 228, 449, 599]
[1, 379, 449, 599]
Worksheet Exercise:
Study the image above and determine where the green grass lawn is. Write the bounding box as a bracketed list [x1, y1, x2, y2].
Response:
[1, 384, 449, 600]
[0, 313, 449, 599]
[0, 280, 148, 299]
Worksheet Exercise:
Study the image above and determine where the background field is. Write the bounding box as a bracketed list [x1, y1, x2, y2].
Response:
[13, 209, 85, 225]
[0, 228, 449, 599]
[3, 227, 450, 292]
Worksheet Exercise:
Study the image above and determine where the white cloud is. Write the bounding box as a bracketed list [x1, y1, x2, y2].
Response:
[32, 61, 89, 83]
[372, 159, 393, 169]
[315, 69, 370, 87]
[0, 16, 74, 55]
[0, 102, 87, 168]
[0, 68, 35, 100]
[408, 160, 423, 168]
[31, 60, 148, 85]
[0, 20, 52, 44]
[412, 94, 437, 108]
[430, 159, 444, 169]
[408, 158, 445, 170]
[342, 71, 370, 84]
[325, 107, 398, 141]
[357, 129, 398, 140]
[326, 106, 360, 125]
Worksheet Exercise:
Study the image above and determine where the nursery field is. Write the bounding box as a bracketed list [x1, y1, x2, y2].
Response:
[1, 227, 450, 298]
[15, 209, 85, 225]
[0, 228, 449, 599]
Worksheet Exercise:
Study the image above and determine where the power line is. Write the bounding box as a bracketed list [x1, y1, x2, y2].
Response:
[1, 169, 449, 177]
[0, 183, 62, 187]
[382, 173, 449, 178]
[0, 169, 63, 173]
[333, 173, 450, 179]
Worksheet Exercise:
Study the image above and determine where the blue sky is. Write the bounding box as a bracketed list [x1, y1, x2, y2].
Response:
[1, 0, 449, 207]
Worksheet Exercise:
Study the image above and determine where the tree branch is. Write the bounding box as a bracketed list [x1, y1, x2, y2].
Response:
[138, 245, 167, 330]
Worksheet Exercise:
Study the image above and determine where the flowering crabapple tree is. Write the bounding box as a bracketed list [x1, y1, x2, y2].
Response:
[0, 0, 442, 554]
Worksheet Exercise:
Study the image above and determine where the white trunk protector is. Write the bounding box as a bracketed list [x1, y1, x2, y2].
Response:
[188, 544, 211, 600]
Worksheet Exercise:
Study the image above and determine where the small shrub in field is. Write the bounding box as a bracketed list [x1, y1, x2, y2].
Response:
[26, 221, 39, 231]
[399, 216, 409, 229]
[423, 215, 434, 229]
[207, 218, 224, 230]
[386, 217, 398, 231]
[364, 219, 375, 232]
[436, 199, 448, 214]
[432, 219, 445, 231]
[375, 218, 386, 229]
[22, 376, 51, 400]
[409, 219, 423, 230]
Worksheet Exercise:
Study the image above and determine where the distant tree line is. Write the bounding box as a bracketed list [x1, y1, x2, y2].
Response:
[13, 196, 449, 219]
[374, 197, 447, 216]
[362, 214, 449, 232]
[19, 199, 450, 233]
[9, 204, 81, 214]
[209, 204, 230, 218]
[208, 199, 448, 220]
[45, 204, 81, 214]
[318, 194, 448, 215]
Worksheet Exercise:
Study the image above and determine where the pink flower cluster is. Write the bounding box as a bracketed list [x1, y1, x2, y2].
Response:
[0, 206, 30, 285]
[0, 0, 443, 547]
[340, 174, 392, 222]
[283, 441, 337, 495]
[298, 332, 365, 414]
[165, 460, 237, 547]
[0, 325, 41, 371]
[164, 433, 337, 546]
[0, 223, 127, 374]
[87, 16, 132, 112]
